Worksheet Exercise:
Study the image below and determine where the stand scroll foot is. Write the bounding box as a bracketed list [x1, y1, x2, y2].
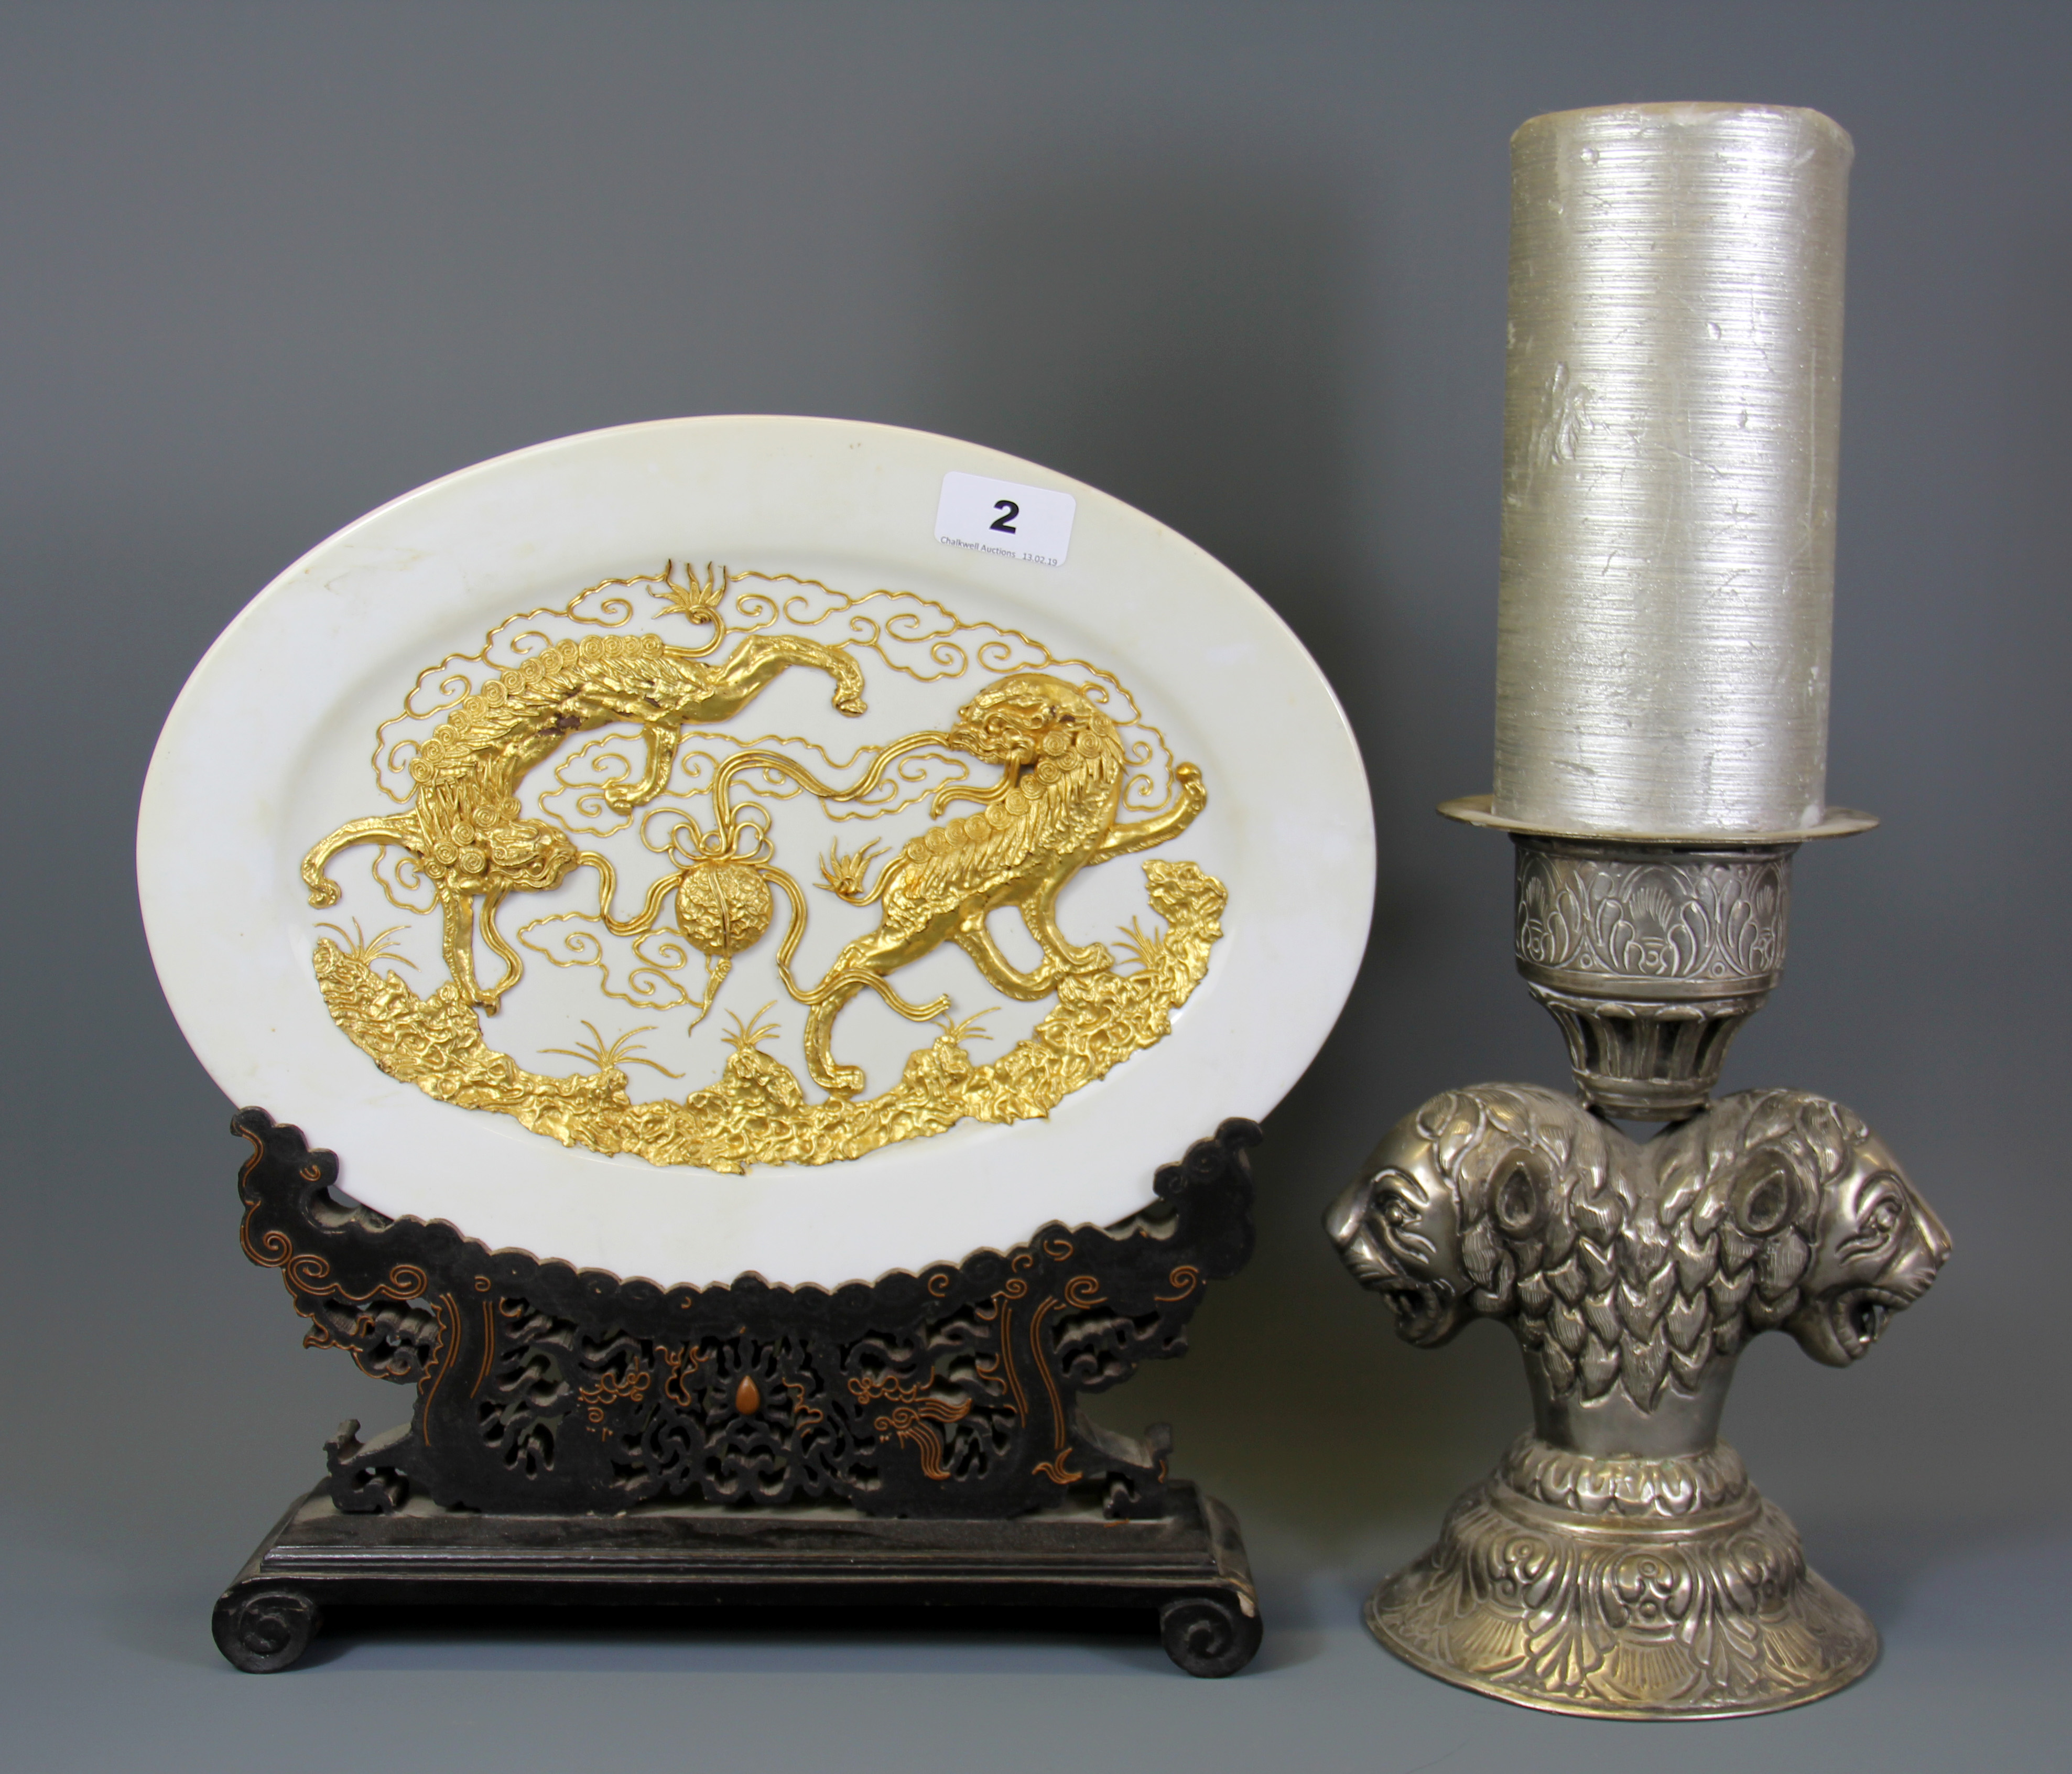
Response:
[212, 1584, 322, 1674]
[1159, 1593, 1262, 1678]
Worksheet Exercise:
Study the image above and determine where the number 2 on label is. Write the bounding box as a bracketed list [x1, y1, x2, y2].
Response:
[934, 471, 1073, 564]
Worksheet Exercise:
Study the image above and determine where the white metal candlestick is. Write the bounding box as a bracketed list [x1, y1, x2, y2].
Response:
[1333, 104, 1948, 1718]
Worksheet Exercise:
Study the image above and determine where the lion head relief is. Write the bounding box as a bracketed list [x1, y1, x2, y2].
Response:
[948, 672, 1125, 778]
[1326, 1084, 1601, 1350]
[1327, 1085, 1948, 1411]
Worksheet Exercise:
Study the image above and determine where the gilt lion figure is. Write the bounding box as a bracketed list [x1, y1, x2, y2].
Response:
[1326, 1085, 1950, 1410]
[802, 671, 1207, 1095]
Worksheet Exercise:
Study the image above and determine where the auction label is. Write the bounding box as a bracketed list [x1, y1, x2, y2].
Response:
[935, 472, 1076, 567]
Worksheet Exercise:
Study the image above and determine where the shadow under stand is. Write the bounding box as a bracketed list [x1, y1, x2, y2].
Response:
[214, 1109, 1264, 1676]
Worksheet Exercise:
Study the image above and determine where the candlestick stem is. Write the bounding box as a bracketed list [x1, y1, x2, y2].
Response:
[1327, 828, 1948, 1718]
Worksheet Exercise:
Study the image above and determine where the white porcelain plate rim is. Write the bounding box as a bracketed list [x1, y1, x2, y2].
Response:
[138, 415, 1374, 1288]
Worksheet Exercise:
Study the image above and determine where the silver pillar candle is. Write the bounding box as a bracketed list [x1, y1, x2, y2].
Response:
[1492, 103, 1852, 839]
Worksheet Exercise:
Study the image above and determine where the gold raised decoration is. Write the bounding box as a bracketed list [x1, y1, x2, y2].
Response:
[301, 564, 1223, 1171]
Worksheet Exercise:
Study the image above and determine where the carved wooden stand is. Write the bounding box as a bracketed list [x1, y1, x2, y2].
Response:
[214, 1109, 1264, 1676]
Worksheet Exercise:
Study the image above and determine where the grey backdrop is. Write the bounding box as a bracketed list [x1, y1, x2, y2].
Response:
[4, 3, 2065, 1768]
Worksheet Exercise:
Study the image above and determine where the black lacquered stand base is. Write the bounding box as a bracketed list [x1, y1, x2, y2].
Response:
[215, 1479, 1260, 1676]
[214, 1109, 1265, 1676]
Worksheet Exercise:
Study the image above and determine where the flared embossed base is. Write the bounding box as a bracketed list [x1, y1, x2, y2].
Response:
[1364, 1436, 1877, 1718]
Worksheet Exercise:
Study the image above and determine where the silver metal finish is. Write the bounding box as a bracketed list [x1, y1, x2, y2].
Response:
[1438, 793, 1877, 847]
[1328, 1078, 1949, 1717]
[1335, 99, 1933, 1717]
[1493, 104, 1853, 839]
[1514, 836, 1792, 1118]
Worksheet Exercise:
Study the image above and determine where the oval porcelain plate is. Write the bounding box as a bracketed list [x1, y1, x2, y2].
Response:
[140, 417, 1373, 1286]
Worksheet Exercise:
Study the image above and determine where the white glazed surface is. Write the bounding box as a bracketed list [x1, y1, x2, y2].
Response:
[138, 417, 1373, 1288]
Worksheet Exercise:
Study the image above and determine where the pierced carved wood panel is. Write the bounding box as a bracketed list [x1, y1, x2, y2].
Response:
[233, 1108, 1257, 1519]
